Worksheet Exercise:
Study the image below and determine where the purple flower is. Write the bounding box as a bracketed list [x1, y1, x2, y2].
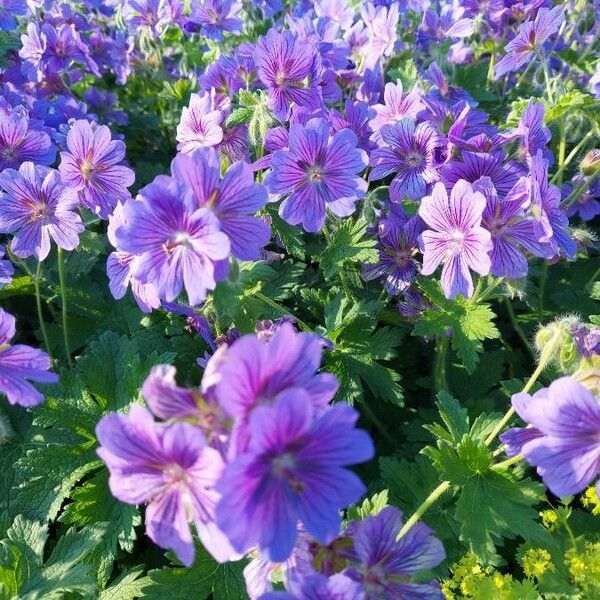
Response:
[216, 388, 374, 562]
[59, 120, 135, 219]
[0, 308, 58, 407]
[265, 118, 367, 232]
[441, 150, 523, 197]
[362, 211, 423, 295]
[261, 573, 364, 599]
[314, 0, 355, 30]
[361, 2, 399, 64]
[571, 324, 600, 359]
[143, 364, 229, 447]
[419, 180, 492, 299]
[0, 162, 83, 261]
[0, 105, 56, 171]
[254, 29, 322, 121]
[123, 0, 174, 33]
[40, 23, 99, 78]
[0, 245, 13, 287]
[500, 377, 600, 499]
[106, 202, 161, 313]
[345, 506, 445, 600]
[369, 118, 444, 202]
[329, 99, 376, 153]
[530, 150, 576, 259]
[565, 175, 600, 222]
[477, 176, 551, 279]
[176, 92, 224, 153]
[494, 6, 564, 79]
[186, 0, 243, 40]
[96, 404, 237, 565]
[0, 0, 26, 31]
[114, 175, 230, 306]
[208, 322, 339, 452]
[513, 100, 550, 162]
[19, 23, 46, 81]
[171, 149, 271, 260]
[199, 54, 244, 103]
[369, 81, 423, 135]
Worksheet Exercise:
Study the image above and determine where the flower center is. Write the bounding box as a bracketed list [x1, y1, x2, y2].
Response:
[448, 229, 464, 250]
[404, 151, 423, 169]
[307, 166, 324, 182]
[271, 452, 305, 493]
[275, 70, 286, 87]
[164, 232, 192, 254]
[80, 157, 95, 180]
[1, 146, 15, 158]
[163, 463, 189, 488]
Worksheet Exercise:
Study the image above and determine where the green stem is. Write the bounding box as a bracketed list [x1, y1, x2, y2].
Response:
[396, 480, 451, 541]
[538, 262, 549, 322]
[57, 248, 73, 368]
[484, 326, 562, 447]
[476, 277, 504, 303]
[561, 171, 600, 211]
[556, 119, 566, 186]
[434, 335, 449, 393]
[550, 129, 595, 184]
[253, 291, 312, 332]
[504, 298, 535, 358]
[491, 454, 523, 470]
[34, 261, 53, 361]
[540, 55, 553, 102]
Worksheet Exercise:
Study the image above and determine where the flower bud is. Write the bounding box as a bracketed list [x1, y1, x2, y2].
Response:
[580, 149, 600, 176]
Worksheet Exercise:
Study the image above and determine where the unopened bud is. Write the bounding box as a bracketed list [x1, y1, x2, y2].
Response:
[580, 149, 600, 176]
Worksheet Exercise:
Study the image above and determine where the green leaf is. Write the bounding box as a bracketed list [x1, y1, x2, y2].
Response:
[99, 568, 149, 600]
[413, 279, 500, 373]
[60, 472, 141, 586]
[455, 470, 546, 563]
[225, 107, 253, 127]
[424, 391, 470, 445]
[0, 516, 104, 600]
[347, 490, 389, 521]
[140, 548, 247, 600]
[318, 220, 377, 279]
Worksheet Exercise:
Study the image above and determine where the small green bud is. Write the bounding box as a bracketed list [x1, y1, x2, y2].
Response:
[580, 149, 600, 176]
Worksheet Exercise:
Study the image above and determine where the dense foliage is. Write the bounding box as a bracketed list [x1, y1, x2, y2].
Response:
[0, 0, 599, 598]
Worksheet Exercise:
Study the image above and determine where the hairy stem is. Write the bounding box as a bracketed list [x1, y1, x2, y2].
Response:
[396, 480, 451, 541]
[57, 248, 73, 368]
[34, 261, 53, 362]
[434, 335, 449, 393]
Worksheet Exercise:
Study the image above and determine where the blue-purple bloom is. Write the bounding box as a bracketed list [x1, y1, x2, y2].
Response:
[0, 245, 13, 287]
[114, 175, 230, 306]
[369, 118, 444, 202]
[59, 119, 135, 219]
[0, 308, 58, 407]
[345, 507, 445, 600]
[0, 105, 56, 171]
[176, 92, 223, 153]
[0, 0, 26, 31]
[170, 149, 271, 260]
[500, 377, 600, 499]
[362, 209, 423, 295]
[369, 81, 423, 135]
[216, 388, 374, 562]
[530, 150, 576, 259]
[477, 176, 551, 278]
[0, 162, 83, 260]
[254, 29, 322, 121]
[209, 322, 338, 453]
[185, 0, 243, 40]
[96, 404, 237, 566]
[494, 6, 564, 79]
[419, 180, 492, 299]
[265, 118, 368, 232]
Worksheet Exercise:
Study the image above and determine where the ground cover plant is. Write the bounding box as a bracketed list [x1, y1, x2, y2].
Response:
[0, 0, 599, 598]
